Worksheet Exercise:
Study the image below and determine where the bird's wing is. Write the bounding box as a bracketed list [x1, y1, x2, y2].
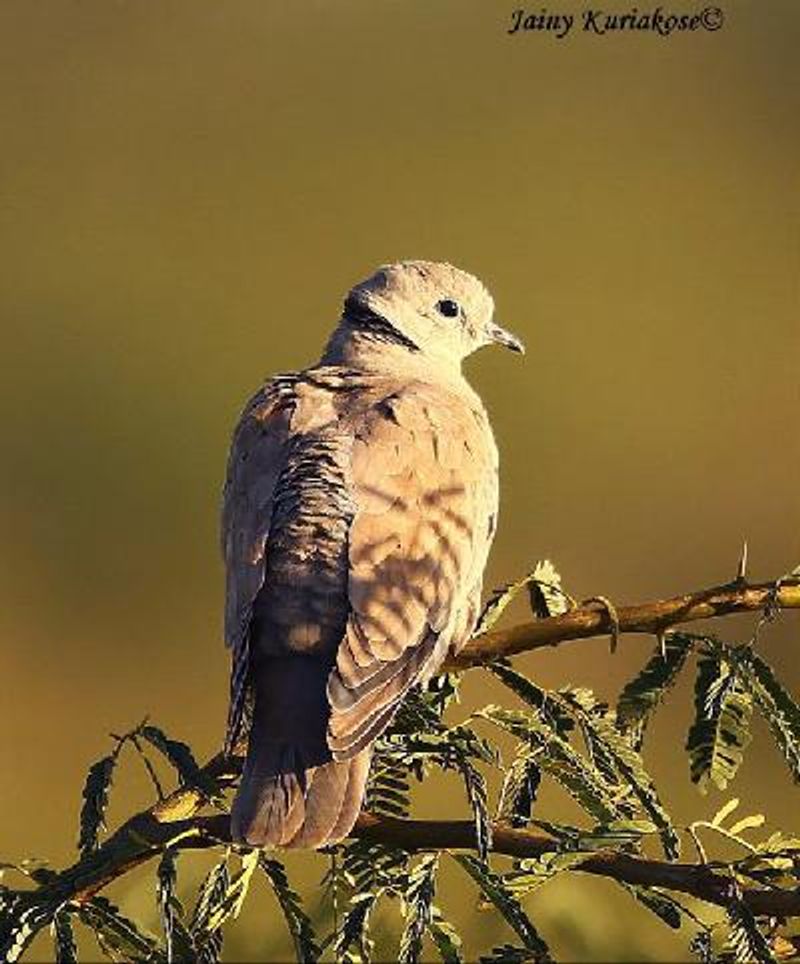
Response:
[328, 383, 498, 759]
[222, 376, 297, 751]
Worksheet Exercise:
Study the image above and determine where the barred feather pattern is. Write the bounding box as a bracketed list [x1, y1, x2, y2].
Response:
[222, 261, 505, 847]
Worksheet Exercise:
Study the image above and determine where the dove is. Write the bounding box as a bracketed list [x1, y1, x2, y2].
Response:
[223, 260, 523, 848]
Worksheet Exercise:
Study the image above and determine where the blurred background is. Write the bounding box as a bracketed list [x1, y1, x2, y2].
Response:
[1, 1, 798, 959]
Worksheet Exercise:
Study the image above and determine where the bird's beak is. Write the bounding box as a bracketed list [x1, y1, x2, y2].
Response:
[487, 321, 525, 354]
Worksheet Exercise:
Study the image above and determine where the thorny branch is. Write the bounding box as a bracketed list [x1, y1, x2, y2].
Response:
[446, 578, 800, 669]
[4, 576, 800, 950]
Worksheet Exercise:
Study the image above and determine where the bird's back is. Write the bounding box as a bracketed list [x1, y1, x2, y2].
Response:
[224, 363, 499, 847]
[224, 259, 521, 848]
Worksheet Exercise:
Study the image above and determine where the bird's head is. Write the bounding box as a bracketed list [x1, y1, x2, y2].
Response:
[332, 260, 524, 371]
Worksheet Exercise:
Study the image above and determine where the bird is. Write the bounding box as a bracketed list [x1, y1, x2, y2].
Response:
[222, 260, 524, 849]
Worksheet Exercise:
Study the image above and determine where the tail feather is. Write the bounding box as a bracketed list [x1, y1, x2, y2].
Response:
[230, 655, 370, 849]
[231, 740, 370, 848]
[325, 747, 372, 844]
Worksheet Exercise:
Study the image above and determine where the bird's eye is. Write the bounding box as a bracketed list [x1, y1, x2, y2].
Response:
[436, 299, 460, 318]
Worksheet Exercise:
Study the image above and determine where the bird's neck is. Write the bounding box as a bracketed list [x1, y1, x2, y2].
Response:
[321, 307, 463, 382]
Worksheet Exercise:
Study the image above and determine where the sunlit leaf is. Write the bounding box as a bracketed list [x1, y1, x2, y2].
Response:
[616, 633, 694, 747]
[686, 653, 753, 792]
[260, 857, 320, 963]
[456, 758, 492, 863]
[474, 560, 572, 637]
[336, 892, 379, 964]
[77, 895, 163, 963]
[724, 901, 776, 964]
[527, 560, 573, 619]
[428, 908, 463, 964]
[729, 814, 765, 836]
[497, 749, 541, 827]
[138, 725, 221, 802]
[737, 651, 800, 783]
[52, 911, 78, 964]
[190, 856, 229, 963]
[203, 850, 259, 933]
[711, 798, 740, 828]
[477, 705, 620, 824]
[398, 854, 438, 964]
[504, 850, 588, 899]
[156, 849, 189, 964]
[558, 687, 680, 859]
[453, 855, 551, 961]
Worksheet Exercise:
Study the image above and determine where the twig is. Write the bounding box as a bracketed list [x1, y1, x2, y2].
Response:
[446, 578, 800, 670]
[3, 575, 799, 960]
[9, 807, 797, 934]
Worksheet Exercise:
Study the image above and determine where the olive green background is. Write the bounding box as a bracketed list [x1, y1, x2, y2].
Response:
[1, 1, 798, 960]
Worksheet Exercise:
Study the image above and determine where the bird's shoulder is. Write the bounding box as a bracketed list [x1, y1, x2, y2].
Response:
[230, 365, 494, 449]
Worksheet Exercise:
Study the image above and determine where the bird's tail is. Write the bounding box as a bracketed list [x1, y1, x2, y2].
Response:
[231, 739, 370, 848]
[230, 655, 370, 849]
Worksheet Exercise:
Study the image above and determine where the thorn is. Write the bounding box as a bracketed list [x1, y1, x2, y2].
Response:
[736, 540, 748, 584]
[657, 631, 667, 660]
[583, 595, 621, 654]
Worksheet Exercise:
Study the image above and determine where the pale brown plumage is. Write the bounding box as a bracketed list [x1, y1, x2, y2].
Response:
[223, 260, 523, 849]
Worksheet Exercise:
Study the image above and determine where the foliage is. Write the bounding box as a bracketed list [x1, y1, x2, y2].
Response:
[1, 563, 799, 961]
[686, 647, 754, 793]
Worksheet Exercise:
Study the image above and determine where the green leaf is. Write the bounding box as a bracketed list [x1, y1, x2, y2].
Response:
[78, 895, 164, 963]
[497, 749, 541, 828]
[189, 857, 229, 963]
[686, 653, 753, 793]
[259, 857, 320, 963]
[488, 663, 574, 736]
[52, 911, 78, 964]
[724, 901, 776, 964]
[504, 850, 589, 899]
[616, 633, 694, 746]
[456, 758, 492, 863]
[711, 798, 740, 828]
[479, 945, 548, 963]
[398, 854, 438, 964]
[138, 725, 221, 802]
[477, 705, 620, 824]
[728, 814, 765, 836]
[336, 892, 379, 964]
[689, 930, 714, 964]
[203, 850, 259, 933]
[558, 688, 680, 859]
[1, 894, 55, 963]
[474, 561, 571, 637]
[474, 581, 530, 638]
[618, 883, 683, 929]
[737, 651, 800, 783]
[365, 754, 411, 819]
[453, 855, 551, 961]
[335, 839, 408, 896]
[427, 908, 463, 964]
[527, 559, 573, 619]
[78, 753, 117, 856]
[484, 671, 680, 857]
[156, 849, 189, 964]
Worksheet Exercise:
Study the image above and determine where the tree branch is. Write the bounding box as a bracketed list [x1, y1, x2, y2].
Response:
[446, 578, 800, 670]
[4, 575, 798, 958]
[15, 803, 799, 926]
[354, 814, 800, 917]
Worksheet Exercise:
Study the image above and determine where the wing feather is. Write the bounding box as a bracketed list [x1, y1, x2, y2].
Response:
[327, 385, 498, 759]
[222, 377, 297, 752]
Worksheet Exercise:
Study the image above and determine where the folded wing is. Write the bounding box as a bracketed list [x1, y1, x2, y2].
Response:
[327, 385, 498, 759]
